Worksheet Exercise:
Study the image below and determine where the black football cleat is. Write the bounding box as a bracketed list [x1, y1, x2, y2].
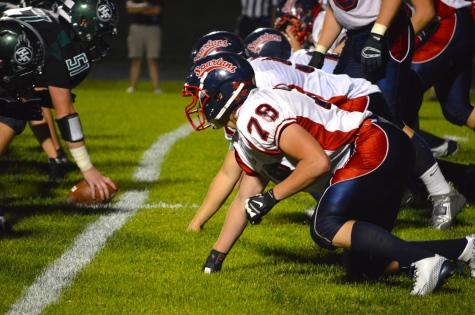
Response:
[48, 158, 66, 181]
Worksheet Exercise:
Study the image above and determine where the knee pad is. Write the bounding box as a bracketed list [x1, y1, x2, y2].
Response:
[57, 113, 84, 142]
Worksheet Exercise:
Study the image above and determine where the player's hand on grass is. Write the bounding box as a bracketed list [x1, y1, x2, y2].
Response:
[187, 221, 202, 232]
[245, 189, 279, 225]
[82, 167, 116, 201]
[202, 249, 227, 274]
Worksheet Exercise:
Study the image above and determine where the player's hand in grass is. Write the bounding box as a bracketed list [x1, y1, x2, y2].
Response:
[83, 167, 117, 201]
[245, 189, 279, 225]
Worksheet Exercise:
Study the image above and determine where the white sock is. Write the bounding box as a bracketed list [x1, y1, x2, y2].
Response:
[458, 236, 473, 262]
[420, 163, 451, 196]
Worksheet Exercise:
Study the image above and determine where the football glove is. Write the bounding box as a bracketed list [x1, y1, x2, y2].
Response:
[0, 97, 43, 121]
[308, 51, 325, 69]
[202, 249, 227, 274]
[361, 32, 385, 80]
[245, 189, 279, 225]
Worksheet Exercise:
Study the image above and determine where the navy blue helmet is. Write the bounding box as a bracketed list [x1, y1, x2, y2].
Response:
[190, 31, 246, 64]
[183, 52, 255, 130]
[245, 27, 291, 60]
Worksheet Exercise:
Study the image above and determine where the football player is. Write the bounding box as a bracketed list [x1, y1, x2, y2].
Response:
[0, 0, 70, 180]
[311, 0, 469, 229]
[187, 30, 467, 232]
[1, 0, 118, 198]
[0, 17, 49, 235]
[185, 52, 475, 296]
[404, 0, 474, 155]
[274, 0, 346, 72]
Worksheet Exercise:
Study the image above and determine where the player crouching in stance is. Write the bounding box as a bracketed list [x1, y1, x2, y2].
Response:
[1, 0, 118, 198]
[183, 52, 475, 296]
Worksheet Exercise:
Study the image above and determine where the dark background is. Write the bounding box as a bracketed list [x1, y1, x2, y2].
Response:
[93, 0, 242, 80]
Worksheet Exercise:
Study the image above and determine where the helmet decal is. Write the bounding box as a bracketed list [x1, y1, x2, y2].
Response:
[193, 39, 231, 63]
[193, 57, 236, 78]
[247, 32, 282, 54]
[97, 2, 113, 22]
[14, 32, 33, 66]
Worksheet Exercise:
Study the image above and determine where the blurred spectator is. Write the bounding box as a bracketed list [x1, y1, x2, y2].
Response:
[126, 0, 163, 94]
[236, 0, 280, 38]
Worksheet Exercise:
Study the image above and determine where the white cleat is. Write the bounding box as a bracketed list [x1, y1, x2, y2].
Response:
[410, 255, 455, 296]
[458, 234, 475, 277]
[430, 184, 466, 229]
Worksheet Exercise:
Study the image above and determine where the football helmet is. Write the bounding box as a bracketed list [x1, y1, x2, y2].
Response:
[244, 27, 291, 60]
[275, 0, 323, 45]
[183, 52, 255, 130]
[58, 0, 118, 61]
[190, 31, 246, 63]
[0, 17, 45, 96]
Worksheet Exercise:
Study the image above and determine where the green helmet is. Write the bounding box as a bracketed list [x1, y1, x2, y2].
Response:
[58, 0, 118, 42]
[0, 17, 45, 96]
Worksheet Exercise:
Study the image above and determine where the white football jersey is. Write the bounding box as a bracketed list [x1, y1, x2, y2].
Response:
[310, 10, 347, 51]
[233, 87, 372, 193]
[250, 57, 380, 101]
[289, 49, 339, 73]
[440, 0, 471, 9]
[328, 0, 381, 30]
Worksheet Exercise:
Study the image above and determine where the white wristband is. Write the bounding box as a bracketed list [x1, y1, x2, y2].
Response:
[371, 23, 387, 36]
[315, 44, 328, 54]
[70, 146, 93, 172]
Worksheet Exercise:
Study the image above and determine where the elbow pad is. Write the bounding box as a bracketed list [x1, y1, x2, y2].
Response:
[57, 113, 84, 142]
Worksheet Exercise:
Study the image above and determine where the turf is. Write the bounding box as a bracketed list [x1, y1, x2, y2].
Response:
[0, 81, 474, 315]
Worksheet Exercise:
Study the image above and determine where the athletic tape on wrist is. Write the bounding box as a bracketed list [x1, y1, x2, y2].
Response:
[70, 146, 93, 172]
[57, 113, 85, 142]
[371, 23, 387, 36]
[315, 44, 328, 54]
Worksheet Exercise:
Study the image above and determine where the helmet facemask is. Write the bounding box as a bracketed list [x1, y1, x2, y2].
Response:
[182, 84, 212, 131]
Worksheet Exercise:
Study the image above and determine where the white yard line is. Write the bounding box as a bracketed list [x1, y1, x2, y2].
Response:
[134, 124, 192, 183]
[8, 124, 192, 315]
[442, 135, 469, 143]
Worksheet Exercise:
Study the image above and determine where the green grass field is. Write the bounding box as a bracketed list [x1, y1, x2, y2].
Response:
[0, 81, 474, 314]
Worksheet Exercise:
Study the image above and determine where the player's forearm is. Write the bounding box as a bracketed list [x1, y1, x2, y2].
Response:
[374, 0, 403, 30]
[189, 170, 241, 230]
[213, 197, 249, 253]
[316, 6, 342, 53]
[410, 0, 436, 34]
[214, 175, 266, 253]
[189, 150, 243, 230]
[272, 159, 330, 201]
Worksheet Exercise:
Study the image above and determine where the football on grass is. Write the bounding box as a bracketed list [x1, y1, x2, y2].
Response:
[67, 180, 118, 205]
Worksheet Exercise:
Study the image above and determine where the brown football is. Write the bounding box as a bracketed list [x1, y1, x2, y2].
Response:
[67, 179, 118, 205]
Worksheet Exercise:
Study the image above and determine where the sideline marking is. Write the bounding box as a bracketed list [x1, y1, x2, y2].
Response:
[134, 124, 192, 183]
[442, 135, 469, 143]
[8, 125, 192, 315]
